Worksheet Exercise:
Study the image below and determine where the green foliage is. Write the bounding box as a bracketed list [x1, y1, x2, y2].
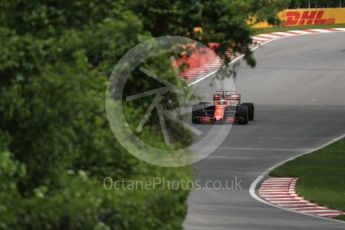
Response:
[288, 0, 344, 8]
[1, 168, 192, 230]
[122, 50, 194, 150]
[0, 1, 193, 229]
[127, 0, 289, 66]
[337, 215, 345, 221]
[0, 0, 286, 229]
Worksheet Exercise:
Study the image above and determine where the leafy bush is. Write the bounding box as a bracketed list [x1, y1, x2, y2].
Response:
[0, 0, 286, 229]
[0, 1, 192, 229]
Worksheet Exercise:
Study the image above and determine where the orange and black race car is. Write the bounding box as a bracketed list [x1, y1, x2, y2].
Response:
[191, 91, 254, 124]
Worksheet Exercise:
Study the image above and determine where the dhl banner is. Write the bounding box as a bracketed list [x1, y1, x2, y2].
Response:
[251, 8, 345, 28]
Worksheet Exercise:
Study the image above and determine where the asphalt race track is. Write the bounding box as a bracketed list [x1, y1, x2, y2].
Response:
[184, 32, 345, 229]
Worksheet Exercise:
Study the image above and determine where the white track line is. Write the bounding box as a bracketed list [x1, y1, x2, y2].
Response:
[270, 32, 296, 36]
[288, 30, 313, 34]
[309, 29, 333, 33]
[254, 34, 281, 39]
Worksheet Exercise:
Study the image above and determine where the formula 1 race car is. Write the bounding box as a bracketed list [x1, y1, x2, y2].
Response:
[191, 91, 254, 124]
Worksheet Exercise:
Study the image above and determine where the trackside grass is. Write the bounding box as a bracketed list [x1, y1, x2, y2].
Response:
[253, 23, 345, 35]
[338, 215, 345, 221]
[270, 138, 345, 221]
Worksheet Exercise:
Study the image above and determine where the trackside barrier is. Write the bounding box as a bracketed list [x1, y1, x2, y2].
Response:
[251, 8, 345, 28]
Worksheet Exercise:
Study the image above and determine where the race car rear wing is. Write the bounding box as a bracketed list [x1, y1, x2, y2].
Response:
[214, 91, 240, 101]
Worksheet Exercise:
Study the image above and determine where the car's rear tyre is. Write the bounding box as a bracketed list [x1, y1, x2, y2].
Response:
[237, 104, 248, 125]
[242, 103, 254, 121]
[192, 105, 201, 124]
